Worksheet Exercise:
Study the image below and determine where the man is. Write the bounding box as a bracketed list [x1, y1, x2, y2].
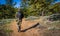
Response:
[16, 9, 24, 32]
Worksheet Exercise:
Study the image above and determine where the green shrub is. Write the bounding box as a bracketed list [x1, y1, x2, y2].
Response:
[0, 19, 13, 36]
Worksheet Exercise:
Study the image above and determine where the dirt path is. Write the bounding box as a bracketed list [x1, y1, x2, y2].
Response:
[9, 18, 60, 36]
[10, 19, 41, 36]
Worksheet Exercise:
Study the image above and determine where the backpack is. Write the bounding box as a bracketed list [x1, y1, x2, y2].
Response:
[16, 12, 24, 19]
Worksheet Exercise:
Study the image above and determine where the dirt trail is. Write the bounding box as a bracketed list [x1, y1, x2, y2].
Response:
[9, 18, 60, 36]
[10, 19, 41, 36]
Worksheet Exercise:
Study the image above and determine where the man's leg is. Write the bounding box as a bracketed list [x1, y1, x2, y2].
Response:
[18, 25, 21, 32]
[17, 20, 22, 32]
[17, 22, 20, 32]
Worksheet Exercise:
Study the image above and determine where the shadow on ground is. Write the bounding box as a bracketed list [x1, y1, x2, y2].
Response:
[21, 23, 40, 32]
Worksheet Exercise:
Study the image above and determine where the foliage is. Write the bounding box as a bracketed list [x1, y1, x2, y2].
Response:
[53, 2, 60, 13]
[0, 5, 16, 19]
[0, 19, 13, 36]
[20, 0, 60, 17]
[20, 0, 56, 17]
[0, 0, 17, 19]
[0, 0, 60, 18]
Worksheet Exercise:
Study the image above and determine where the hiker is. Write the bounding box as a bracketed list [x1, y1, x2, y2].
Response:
[16, 9, 24, 32]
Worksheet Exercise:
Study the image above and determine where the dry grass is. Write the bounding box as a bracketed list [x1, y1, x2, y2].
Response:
[8, 18, 60, 36]
[42, 30, 60, 36]
[0, 19, 14, 36]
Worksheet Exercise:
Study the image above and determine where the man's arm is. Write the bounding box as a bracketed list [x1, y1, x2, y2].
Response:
[15, 12, 18, 22]
[15, 12, 18, 18]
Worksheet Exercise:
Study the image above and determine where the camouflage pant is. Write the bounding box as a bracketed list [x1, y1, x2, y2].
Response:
[16, 18, 22, 32]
